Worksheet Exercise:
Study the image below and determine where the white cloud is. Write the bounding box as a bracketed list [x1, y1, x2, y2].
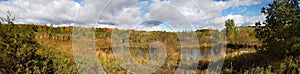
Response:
[94, 24, 116, 28]
[208, 14, 265, 28]
[75, 0, 138, 25]
[0, 0, 139, 25]
[116, 6, 143, 29]
[0, 0, 80, 24]
[0, 0, 266, 31]
[166, 0, 264, 30]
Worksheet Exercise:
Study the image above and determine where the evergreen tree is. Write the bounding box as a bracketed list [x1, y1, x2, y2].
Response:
[255, 0, 300, 57]
[0, 25, 54, 73]
[0, 11, 60, 73]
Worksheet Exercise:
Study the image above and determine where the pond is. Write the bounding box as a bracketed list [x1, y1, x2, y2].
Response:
[133, 48, 212, 61]
[134, 47, 256, 61]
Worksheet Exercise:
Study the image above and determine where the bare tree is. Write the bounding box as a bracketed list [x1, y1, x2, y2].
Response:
[0, 10, 15, 25]
[0, 16, 4, 25]
[6, 10, 15, 25]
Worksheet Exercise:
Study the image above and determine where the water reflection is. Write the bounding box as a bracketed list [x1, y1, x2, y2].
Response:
[136, 47, 159, 61]
[135, 48, 212, 61]
[180, 48, 212, 61]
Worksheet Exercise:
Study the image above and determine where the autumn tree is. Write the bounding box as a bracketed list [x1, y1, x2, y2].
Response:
[255, 0, 300, 57]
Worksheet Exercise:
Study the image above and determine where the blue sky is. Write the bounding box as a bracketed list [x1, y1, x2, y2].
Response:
[0, 0, 8, 2]
[221, 0, 272, 18]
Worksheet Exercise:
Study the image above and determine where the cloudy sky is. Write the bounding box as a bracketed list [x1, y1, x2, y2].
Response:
[0, 0, 273, 31]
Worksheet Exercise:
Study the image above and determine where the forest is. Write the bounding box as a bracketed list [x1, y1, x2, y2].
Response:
[0, 0, 299, 73]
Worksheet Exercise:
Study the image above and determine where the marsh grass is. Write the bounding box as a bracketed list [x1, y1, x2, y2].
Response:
[23, 25, 300, 73]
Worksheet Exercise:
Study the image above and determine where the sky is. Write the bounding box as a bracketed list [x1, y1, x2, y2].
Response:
[0, 0, 273, 31]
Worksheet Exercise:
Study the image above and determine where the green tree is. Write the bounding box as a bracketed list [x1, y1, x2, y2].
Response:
[225, 19, 237, 37]
[255, 0, 300, 57]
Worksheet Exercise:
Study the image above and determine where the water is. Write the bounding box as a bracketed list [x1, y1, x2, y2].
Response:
[135, 47, 255, 61]
[135, 48, 211, 60]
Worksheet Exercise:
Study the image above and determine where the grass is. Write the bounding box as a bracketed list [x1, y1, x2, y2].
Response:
[222, 52, 300, 74]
